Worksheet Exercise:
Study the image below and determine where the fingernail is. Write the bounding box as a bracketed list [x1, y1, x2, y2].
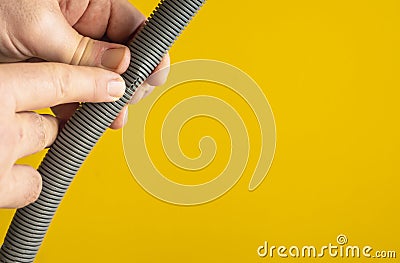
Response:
[123, 110, 129, 126]
[101, 48, 126, 70]
[107, 80, 125, 100]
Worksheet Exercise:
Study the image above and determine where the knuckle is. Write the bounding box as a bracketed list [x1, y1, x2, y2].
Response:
[91, 69, 103, 101]
[24, 170, 42, 207]
[94, 79, 102, 101]
[30, 112, 46, 150]
[50, 64, 72, 103]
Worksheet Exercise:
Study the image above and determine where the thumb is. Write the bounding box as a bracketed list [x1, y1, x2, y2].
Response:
[69, 36, 130, 73]
[26, 9, 130, 73]
[0, 165, 42, 209]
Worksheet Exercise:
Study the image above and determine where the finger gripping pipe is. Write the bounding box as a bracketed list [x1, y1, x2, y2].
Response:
[0, 0, 206, 262]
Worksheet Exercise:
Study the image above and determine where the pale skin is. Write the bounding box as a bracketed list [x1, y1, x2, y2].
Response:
[0, 0, 170, 208]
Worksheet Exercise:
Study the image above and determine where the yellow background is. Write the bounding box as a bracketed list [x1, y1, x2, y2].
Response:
[1, 0, 400, 262]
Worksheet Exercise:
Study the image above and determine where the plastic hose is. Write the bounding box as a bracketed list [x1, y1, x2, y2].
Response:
[0, 0, 205, 262]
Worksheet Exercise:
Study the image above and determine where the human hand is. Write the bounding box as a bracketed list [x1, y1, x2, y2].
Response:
[0, 0, 170, 129]
[0, 63, 128, 208]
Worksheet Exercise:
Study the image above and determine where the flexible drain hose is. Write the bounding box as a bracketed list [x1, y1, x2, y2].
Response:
[0, 0, 205, 262]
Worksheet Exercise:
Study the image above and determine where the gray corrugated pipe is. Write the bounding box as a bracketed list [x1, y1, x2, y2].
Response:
[0, 0, 206, 262]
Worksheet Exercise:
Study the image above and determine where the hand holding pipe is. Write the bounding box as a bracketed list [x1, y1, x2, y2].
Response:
[0, 0, 206, 262]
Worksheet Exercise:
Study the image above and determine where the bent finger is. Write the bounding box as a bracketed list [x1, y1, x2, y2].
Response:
[14, 112, 59, 159]
[0, 165, 42, 209]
